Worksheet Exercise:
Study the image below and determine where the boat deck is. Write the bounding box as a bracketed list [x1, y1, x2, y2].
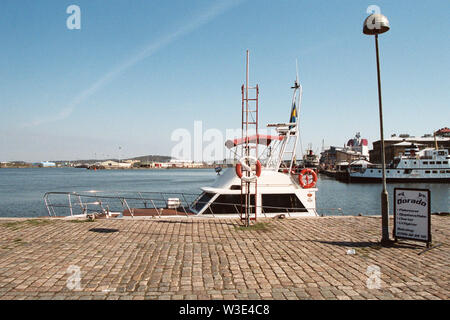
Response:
[122, 207, 195, 217]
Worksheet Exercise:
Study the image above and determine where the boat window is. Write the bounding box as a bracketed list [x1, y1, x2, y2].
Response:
[423, 161, 428, 164]
[440, 170, 445, 173]
[397, 171, 400, 173]
[444, 161, 448, 164]
[425, 171, 430, 174]
[404, 169, 412, 174]
[230, 185, 241, 190]
[205, 194, 254, 214]
[370, 170, 373, 173]
[432, 171, 438, 174]
[436, 161, 441, 165]
[438, 151, 445, 156]
[262, 194, 307, 213]
[193, 192, 215, 212]
[430, 161, 435, 165]
[447, 170, 450, 173]
[413, 161, 417, 164]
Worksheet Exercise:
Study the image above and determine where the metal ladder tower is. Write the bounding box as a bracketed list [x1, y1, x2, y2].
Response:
[240, 50, 259, 226]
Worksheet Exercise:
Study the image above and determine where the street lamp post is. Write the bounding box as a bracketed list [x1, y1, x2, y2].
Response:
[363, 13, 392, 246]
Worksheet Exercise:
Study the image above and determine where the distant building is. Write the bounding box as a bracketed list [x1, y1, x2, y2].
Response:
[135, 161, 171, 168]
[99, 161, 132, 169]
[320, 133, 369, 169]
[150, 162, 168, 168]
[369, 132, 450, 164]
[123, 159, 140, 164]
[169, 159, 203, 168]
[436, 127, 450, 137]
[40, 161, 56, 167]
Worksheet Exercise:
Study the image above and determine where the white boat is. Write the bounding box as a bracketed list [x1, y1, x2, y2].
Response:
[348, 144, 450, 182]
[44, 60, 318, 218]
[192, 63, 318, 218]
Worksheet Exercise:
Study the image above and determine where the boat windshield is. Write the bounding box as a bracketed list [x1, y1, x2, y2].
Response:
[192, 192, 215, 212]
[261, 194, 307, 213]
[203, 194, 255, 214]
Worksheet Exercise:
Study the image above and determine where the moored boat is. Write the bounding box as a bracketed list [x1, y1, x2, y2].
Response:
[44, 56, 319, 218]
[348, 144, 450, 182]
[295, 148, 319, 173]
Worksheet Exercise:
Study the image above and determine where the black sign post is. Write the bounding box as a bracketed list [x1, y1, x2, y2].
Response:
[393, 188, 431, 247]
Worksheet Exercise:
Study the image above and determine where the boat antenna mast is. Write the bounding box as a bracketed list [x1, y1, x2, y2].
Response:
[266, 60, 302, 174]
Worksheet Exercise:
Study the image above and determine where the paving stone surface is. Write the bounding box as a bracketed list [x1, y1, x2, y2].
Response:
[0, 216, 448, 300]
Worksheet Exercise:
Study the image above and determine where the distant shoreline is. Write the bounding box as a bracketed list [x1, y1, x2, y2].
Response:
[0, 166, 225, 170]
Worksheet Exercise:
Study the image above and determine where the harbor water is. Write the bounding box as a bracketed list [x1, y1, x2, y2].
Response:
[0, 168, 448, 218]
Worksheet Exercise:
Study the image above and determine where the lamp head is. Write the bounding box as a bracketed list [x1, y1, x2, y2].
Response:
[363, 14, 390, 35]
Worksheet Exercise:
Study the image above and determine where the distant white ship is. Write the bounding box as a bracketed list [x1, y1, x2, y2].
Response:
[348, 144, 450, 182]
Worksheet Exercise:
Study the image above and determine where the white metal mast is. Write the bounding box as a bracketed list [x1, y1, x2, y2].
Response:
[266, 64, 302, 174]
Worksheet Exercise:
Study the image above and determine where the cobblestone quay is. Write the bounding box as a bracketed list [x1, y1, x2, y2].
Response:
[0, 216, 448, 300]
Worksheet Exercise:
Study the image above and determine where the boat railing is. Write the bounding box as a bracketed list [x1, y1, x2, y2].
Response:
[43, 191, 200, 218]
[43, 190, 319, 218]
[44, 191, 379, 217]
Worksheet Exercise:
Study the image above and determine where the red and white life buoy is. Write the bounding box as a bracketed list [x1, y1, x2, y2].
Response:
[298, 168, 318, 188]
[236, 156, 262, 182]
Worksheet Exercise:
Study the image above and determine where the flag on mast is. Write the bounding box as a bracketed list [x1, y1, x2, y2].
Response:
[290, 101, 297, 123]
[289, 100, 297, 130]
[290, 59, 300, 128]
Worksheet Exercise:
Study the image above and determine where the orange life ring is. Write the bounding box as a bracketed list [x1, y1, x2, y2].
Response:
[236, 164, 242, 177]
[298, 168, 318, 188]
[236, 157, 262, 182]
[256, 161, 262, 177]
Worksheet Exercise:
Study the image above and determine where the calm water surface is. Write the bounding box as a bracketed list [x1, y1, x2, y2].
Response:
[0, 168, 448, 217]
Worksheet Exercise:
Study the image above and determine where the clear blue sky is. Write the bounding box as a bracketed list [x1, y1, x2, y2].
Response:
[1, 0, 449, 162]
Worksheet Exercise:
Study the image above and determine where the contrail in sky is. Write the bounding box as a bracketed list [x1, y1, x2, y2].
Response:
[23, 0, 244, 128]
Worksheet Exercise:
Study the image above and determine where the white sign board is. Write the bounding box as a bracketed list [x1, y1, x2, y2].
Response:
[394, 188, 431, 243]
